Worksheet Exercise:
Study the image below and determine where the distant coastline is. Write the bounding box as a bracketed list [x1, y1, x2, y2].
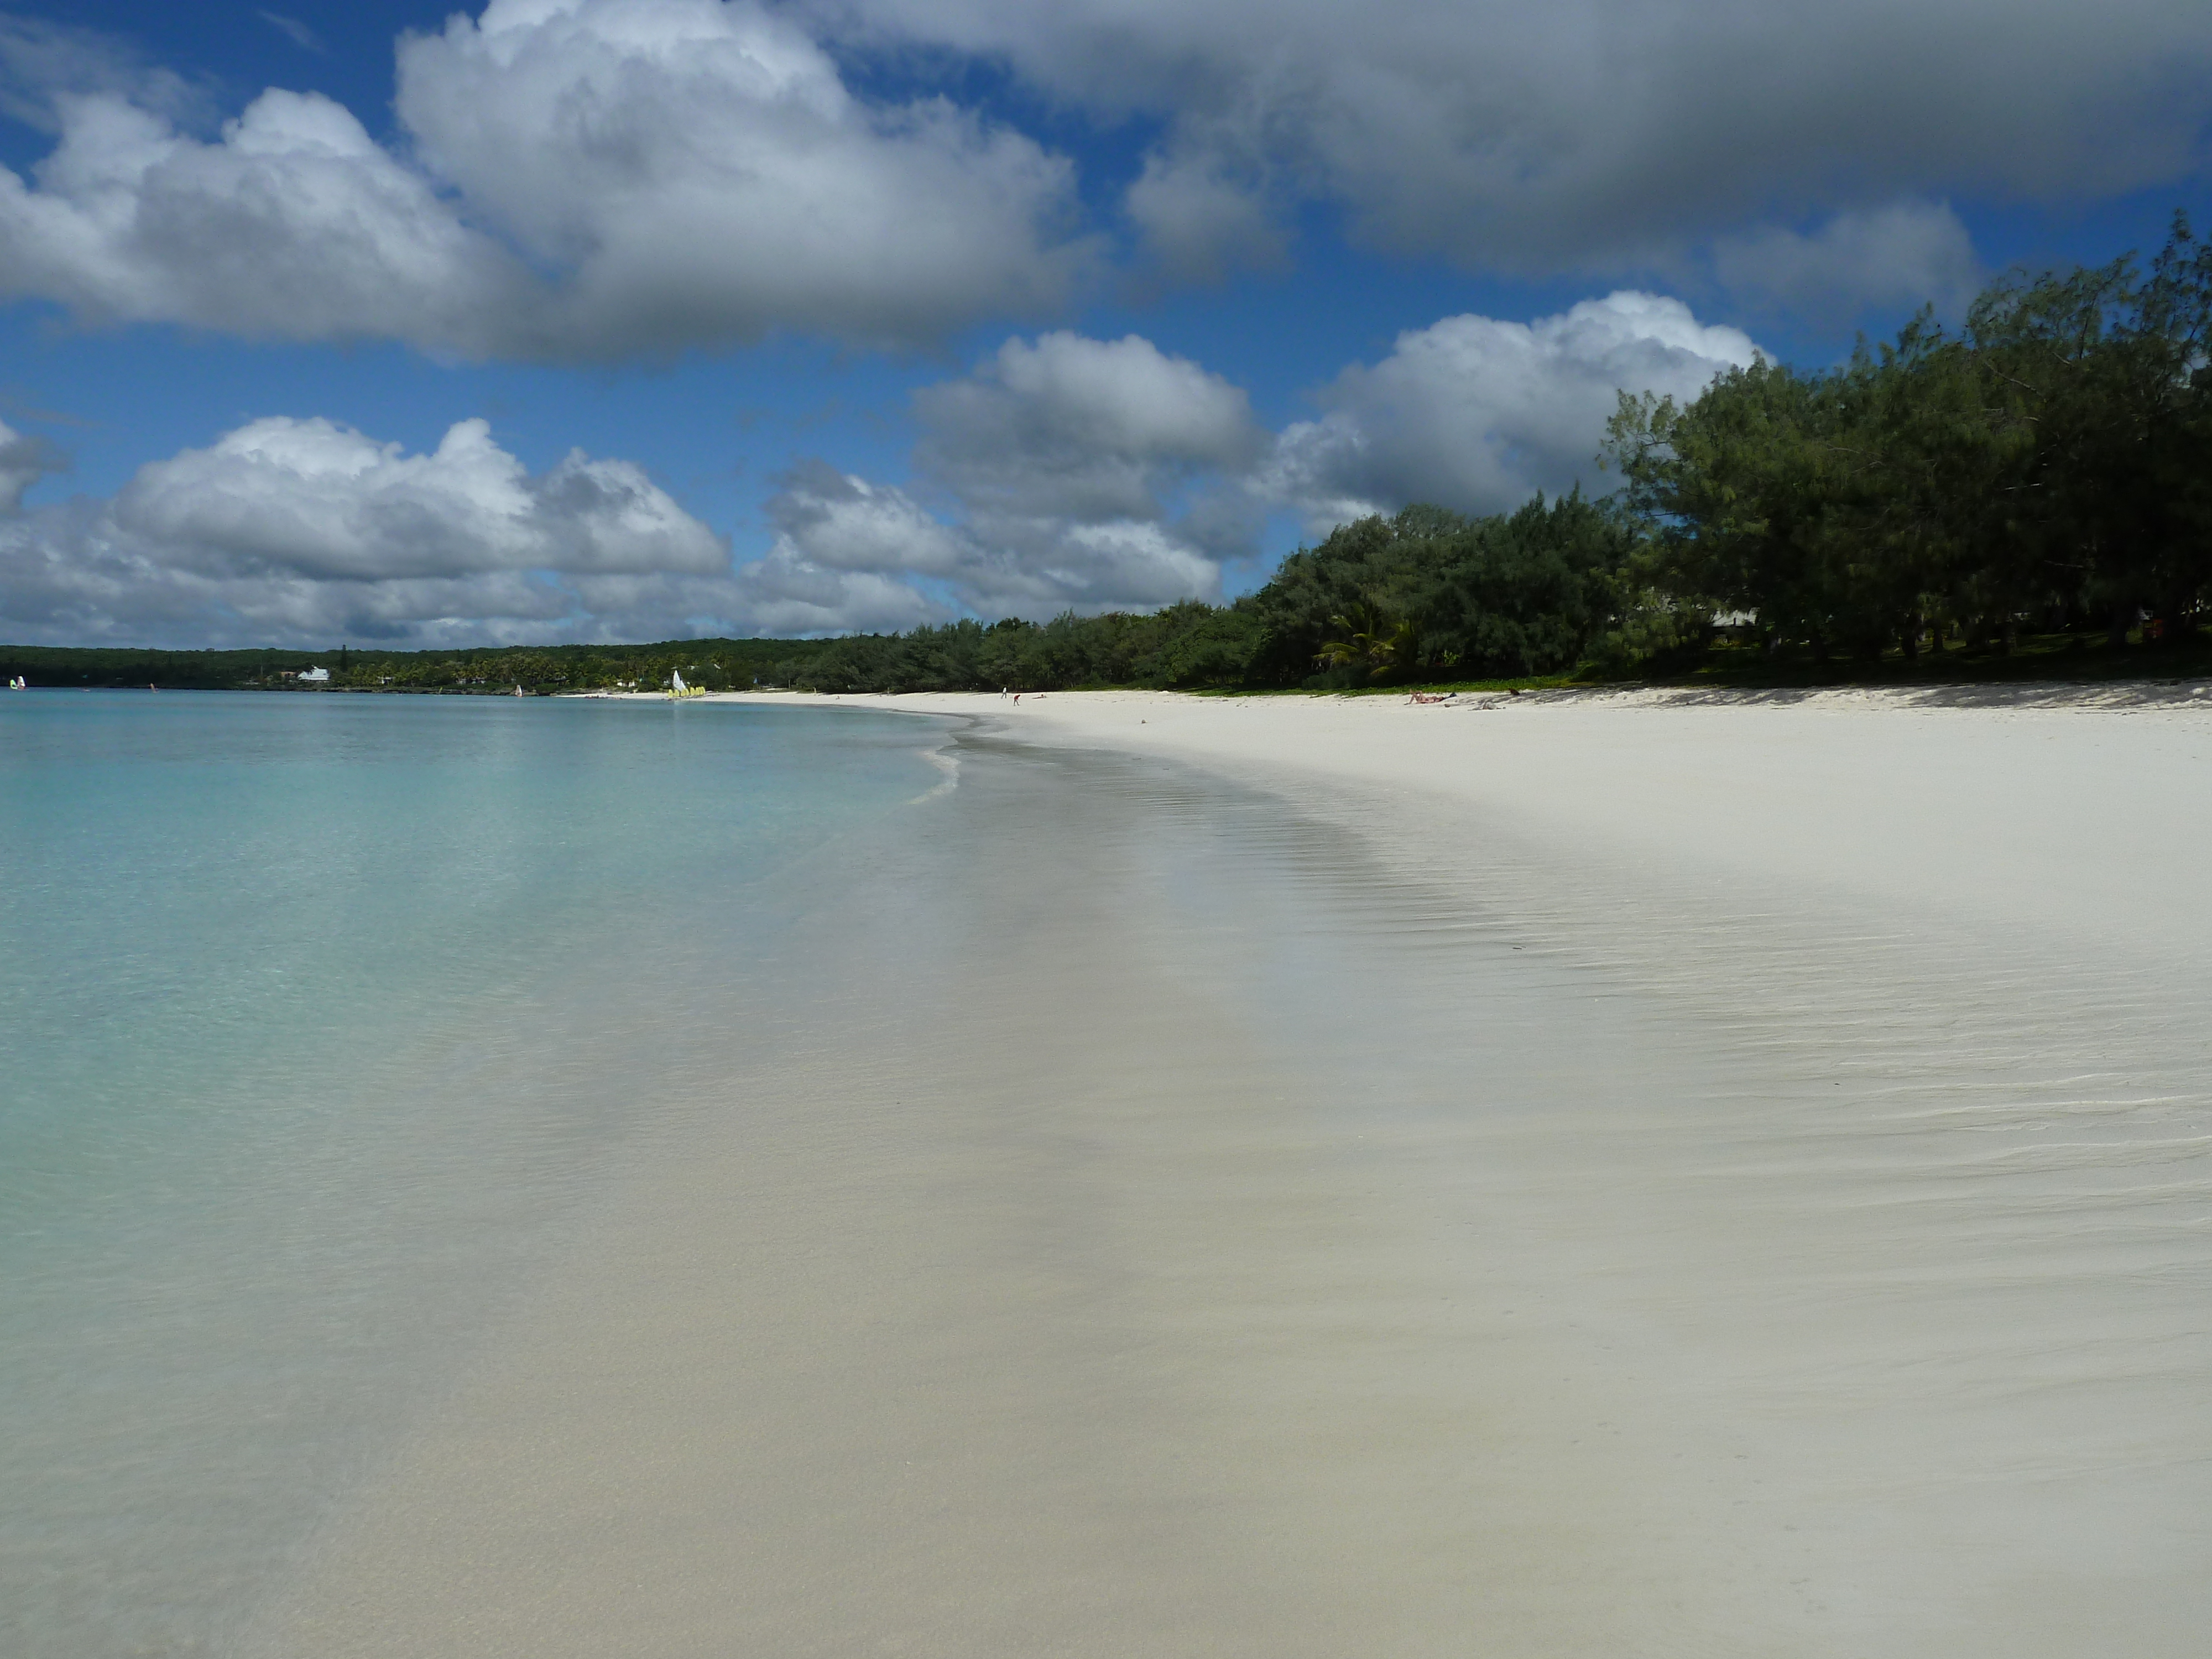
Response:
[7, 625, 2211, 699]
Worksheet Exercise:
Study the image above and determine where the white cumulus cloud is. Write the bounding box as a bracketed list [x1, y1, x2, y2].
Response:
[760, 461, 970, 578]
[0, 88, 529, 350]
[0, 13, 209, 135]
[0, 0, 1084, 359]
[728, 331, 1262, 629]
[739, 294, 1765, 629]
[114, 416, 727, 581]
[5, 0, 2200, 355]
[743, 331, 1262, 627]
[1712, 200, 1984, 322]
[915, 330, 1262, 522]
[397, 0, 1084, 356]
[808, 0, 2212, 285]
[0, 416, 62, 514]
[1264, 291, 1761, 530]
[0, 292, 1771, 642]
[732, 537, 955, 637]
[1123, 148, 1286, 283]
[0, 415, 733, 645]
[732, 463, 963, 639]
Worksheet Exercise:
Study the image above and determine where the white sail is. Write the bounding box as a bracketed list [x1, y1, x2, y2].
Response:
[671, 670, 688, 692]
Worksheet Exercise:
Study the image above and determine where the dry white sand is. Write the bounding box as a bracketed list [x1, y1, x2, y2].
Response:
[757, 679, 2212, 947]
[253, 685, 2212, 1656]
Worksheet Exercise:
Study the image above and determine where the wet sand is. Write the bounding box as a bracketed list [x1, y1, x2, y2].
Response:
[252, 688, 2212, 1656]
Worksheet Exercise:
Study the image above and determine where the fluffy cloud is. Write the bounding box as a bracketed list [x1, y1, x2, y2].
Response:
[762, 461, 970, 578]
[1123, 149, 1286, 284]
[732, 537, 955, 637]
[113, 416, 727, 581]
[732, 463, 963, 637]
[741, 332, 1260, 627]
[0, 0, 1082, 358]
[747, 295, 1762, 630]
[915, 331, 1262, 522]
[0, 373, 1254, 643]
[0, 418, 61, 514]
[0, 13, 208, 135]
[1712, 200, 1984, 322]
[0, 87, 543, 351]
[1264, 291, 1760, 529]
[0, 291, 1767, 643]
[5, 0, 2202, 356]
[812, 0, 2212, 279]
[0, 416, 733, 645]
[396, 0, 1082, 355]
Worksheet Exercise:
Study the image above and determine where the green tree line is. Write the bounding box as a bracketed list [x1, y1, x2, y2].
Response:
[1606, 213, 2212, 662]
[779, 216, 2212, 690]
[776, 491, 1647, 692]
[0, 638, 841, 692]
[9, 220, 2206, 695]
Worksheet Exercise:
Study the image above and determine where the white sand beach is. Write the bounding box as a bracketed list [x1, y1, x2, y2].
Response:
[253, 686, 2212, 1657]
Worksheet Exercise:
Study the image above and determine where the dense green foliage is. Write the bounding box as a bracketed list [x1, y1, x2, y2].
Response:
[763, 603, 1267, 693]
[773, 494, 1642, 693]
[757, 217, 2206, 692]
[0, 645, 314, 690]
[1606, 214, 2212, 660]
[1241, 493, 1658, 685]
[0, 638, 840, 692]
[763, 492, 1652, 692]
[10, 222, 2208, 695]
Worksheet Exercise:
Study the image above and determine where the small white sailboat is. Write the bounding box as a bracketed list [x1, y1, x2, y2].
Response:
[667, 669, 702, 699]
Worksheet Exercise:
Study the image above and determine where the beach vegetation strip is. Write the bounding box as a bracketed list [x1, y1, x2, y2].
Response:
[8, 220, 2207, 701]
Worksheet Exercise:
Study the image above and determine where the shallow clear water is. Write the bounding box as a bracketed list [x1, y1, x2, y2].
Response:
[0, 691, 947, 1658]
[8, 692, 2210, 1658]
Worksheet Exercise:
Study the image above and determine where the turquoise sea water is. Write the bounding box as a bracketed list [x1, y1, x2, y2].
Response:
[16, 692, 2209, 1657]
[0, 691, 948, 1658]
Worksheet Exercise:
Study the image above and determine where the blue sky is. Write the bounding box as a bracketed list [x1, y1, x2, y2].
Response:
[0, 0, 2205, 646]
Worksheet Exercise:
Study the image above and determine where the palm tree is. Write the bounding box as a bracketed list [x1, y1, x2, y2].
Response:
[1316, 602, 1421, 677]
